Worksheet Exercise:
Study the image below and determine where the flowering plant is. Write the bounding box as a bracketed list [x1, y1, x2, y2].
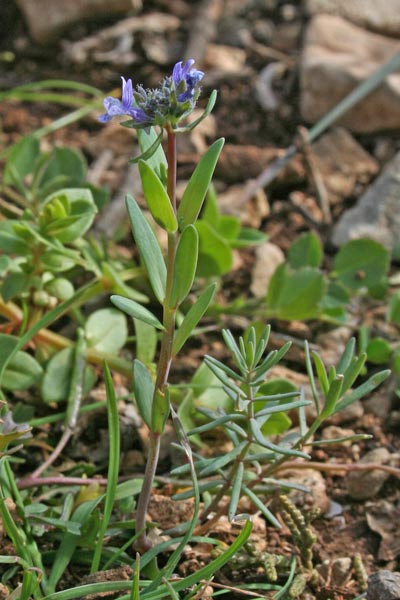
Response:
[99, 59, 205, 129]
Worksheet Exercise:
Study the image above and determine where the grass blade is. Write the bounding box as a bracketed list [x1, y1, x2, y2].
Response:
[90, 362, 120, 573]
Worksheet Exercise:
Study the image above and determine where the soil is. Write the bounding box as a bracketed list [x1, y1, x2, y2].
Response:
[0, 1, 399, 599]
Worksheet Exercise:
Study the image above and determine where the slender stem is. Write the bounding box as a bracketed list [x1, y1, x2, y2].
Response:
[133, 431, 161, 551]
[135, 126, 178, 552]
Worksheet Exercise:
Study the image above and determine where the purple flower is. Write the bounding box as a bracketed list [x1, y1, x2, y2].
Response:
[98, 77, 149, 124]
[172, 59, 204, 102]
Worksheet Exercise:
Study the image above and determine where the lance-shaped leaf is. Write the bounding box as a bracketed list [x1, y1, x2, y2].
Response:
[125, 194, 166, 304]
[177, 138, 225, 230]
[228, 461, 244, 522]
[172, 282, 216, 355]
[320, 374, 344, 418]
[111, 295, 164, 330]
[250, 418, 310, 459]
[138, 160, 177, 233]
[333, 369, 390, 415]
[169, 225, 199, 308]
[133, 359, 154, 428]
[152, 387, 170, 434]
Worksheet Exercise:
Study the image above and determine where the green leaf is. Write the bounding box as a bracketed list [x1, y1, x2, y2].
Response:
[232, 227, 267, 248]
[333, 369, 391, 414]
[320, 374, 344, 418]
[91, 361, 120, 573]
[195, 220, 233, 277]
[85, 308, 127, 354]
[333, 238, 390, 291]
[0, 221, 31, 254]
[288, 232, 323, 268]
[152, 387, 170, 434]
[172, 283, 216, 355]
[0, 334, 20, 387]
[311, 351, 329, 396]
[101, 261, 148, 304]
[366, 338, 392, 364]
[2, 351, 43, 391]
[136, 128, 167, 179]
[39, 188, 97, 243]
[4, 135, 39, 185]
[126, 194, 167, 304]
[0, 428, 31, 452]
[169, 225, 199, 308]
[321, 280, 350, 321]
[133, 359, 154, 428]
[138, 161, 177, 232]
[228, 461, 244, 521]
[41, 347, 96, 403]
[134, 319, 157, 366]
[175, 90, 218, 133]
[111, 295, 164, 330]
[177, 138, 225, 230]
[35, 147, 86, 193]
[388, 290, 400, 324]
[216, 215, 241, 242]
[1, 272, 29, 303]
[266, 264, 326, 320]
[255, 378, 296, 435]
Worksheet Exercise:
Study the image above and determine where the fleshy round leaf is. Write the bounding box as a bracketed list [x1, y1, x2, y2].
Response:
[41, 347, 96, 403]
[85, 308, 127, 354]
[288, 231, 323, 268]
[195, 220, 233, 277]
[2, 351, 43, 391]
[266, 264, 326, 320]
[333, 238, 389, 291]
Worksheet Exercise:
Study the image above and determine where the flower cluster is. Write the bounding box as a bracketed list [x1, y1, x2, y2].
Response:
[99, 59, 204, 129]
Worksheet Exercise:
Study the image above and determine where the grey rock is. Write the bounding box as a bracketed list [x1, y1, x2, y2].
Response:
[347, 447, 391, 500]
[300, 15, 400, 133]
[332, 151, 400, 250]
[367, 570, 400, 600]
[306, 0, 400, 36]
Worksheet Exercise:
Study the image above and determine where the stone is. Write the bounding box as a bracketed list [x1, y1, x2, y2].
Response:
[215, 144, 305, 184]
[347, 447, 391, 500]
[306, 0, 400, 37]
[321, 425, 355, 449]
[280, 468, 330, 513]
[331, 557, 353, 587]
[204, 44, 247, 73]
[367, 570, 400, 600]
[218, 184, 270, 229]
[331, 151, 400, 250]
[250, 242, 285, 298]
[16, 0, 141, 44]
[300, 15, 400, 133]
[311, 128, 378, 205]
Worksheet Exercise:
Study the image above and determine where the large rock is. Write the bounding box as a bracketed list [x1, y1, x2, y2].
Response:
[367, 571, 400, 600]
[311, 128, 378, 205]
[332, 151, 400, 250]
[306, 0, 400, 36]
[300, 15, 400, 133]
[16, 0, 140, 44]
